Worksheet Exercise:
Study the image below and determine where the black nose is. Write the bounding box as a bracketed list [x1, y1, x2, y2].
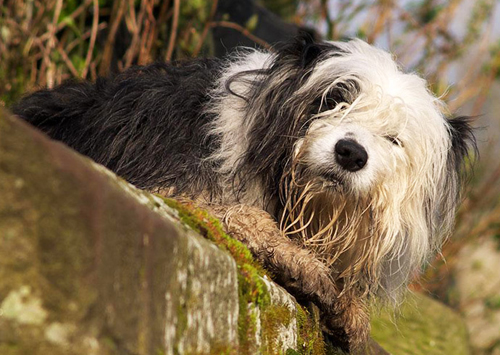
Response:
[334, 139, 368, 172]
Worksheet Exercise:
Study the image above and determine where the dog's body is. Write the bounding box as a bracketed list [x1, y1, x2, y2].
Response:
[13, 37, 474, 351]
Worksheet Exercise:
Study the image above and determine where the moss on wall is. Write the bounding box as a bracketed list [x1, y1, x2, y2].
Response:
[158, 198, 338, 354]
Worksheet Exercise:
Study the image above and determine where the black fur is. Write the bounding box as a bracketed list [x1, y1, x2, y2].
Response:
[13, 59, 224, 196]
[446, 115, 477, 204]
[14, 37, 343, 206]
[448, 115, 477, 172]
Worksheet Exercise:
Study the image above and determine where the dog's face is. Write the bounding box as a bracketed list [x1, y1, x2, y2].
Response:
[292, 40, 474, 289]
[297, 40, 452, 197]
[211, 37, 475, 294]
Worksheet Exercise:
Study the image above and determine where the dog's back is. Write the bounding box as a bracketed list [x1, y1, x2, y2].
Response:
[13, 59, 223, 195]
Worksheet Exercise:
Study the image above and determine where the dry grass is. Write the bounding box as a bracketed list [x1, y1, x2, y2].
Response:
[0, 0, 217, 104]
[3, 0, 497, 112]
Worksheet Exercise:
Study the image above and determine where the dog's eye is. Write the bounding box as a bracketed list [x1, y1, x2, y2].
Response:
[323, 93, 340, 111]
[384, 136, 404, 147]
[311, 81, 359, 114]
[312, 89, 346, 113]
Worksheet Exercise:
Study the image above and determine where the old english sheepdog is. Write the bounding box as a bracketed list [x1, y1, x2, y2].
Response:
[13, 36, 475, 351]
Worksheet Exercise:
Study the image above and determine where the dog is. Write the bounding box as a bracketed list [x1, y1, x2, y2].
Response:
[13, 35, 475, 351]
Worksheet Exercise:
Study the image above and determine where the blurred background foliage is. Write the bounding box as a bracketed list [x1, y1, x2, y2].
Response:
[2, 0, 499, 112]
[1, 0, 500, 353]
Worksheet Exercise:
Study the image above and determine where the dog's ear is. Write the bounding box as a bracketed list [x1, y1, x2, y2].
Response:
[447, 115, 477, 171]
[299, 34, 324, 68]
[272, 33, 336, 70]
[301, 43, 323, 68]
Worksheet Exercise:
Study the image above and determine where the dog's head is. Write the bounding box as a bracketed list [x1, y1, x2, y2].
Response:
[211, 36, 476, 295]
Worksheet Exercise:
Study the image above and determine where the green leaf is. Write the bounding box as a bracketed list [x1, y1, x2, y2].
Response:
[60, 16, 81, 37]
[245, 14, 259, 32]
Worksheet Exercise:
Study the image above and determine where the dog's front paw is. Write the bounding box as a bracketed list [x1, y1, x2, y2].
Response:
[322, 294, 370, 352]
[206, 203, 370, 351]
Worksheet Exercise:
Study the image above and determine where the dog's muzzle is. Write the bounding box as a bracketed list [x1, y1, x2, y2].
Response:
[334, 139, 368, 172]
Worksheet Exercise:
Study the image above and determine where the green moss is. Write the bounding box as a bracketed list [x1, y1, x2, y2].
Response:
[261, 304, 293, 354]
[158, 197, 334, 355]
[263, 304, 293, 329]
[158, 198, 271, 353]
[296, 306, 327, 355]
[160, 198, 265, 274]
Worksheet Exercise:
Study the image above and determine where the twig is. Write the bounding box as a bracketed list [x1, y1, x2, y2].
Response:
[192, 0, 219, 57]
[211, 21, 271, 49]
[157, 0, 173, 25]
[66, 22, 107, 53]
[39, 0, 92, 42]
[124, 0, 145, 68]
[42, 0, 63, 88]
[81, 0, 99, 79]
[56, 39, 79, 77]
[99, 0, 126, 75]
[138, 0, 156, 65]
[145, 0, 170, 59]
[165, 0, 180, 61]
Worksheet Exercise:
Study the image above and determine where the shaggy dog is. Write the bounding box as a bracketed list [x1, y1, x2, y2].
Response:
[13, 36, 475, 351]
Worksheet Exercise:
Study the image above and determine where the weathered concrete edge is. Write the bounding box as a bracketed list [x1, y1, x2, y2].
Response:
[82, 126, 306, 354]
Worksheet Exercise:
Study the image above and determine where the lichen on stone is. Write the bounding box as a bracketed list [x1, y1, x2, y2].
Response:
[157, 197, 332, 355]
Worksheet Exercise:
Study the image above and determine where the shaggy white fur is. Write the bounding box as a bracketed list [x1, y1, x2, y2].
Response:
[209, 38, 464, 300]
